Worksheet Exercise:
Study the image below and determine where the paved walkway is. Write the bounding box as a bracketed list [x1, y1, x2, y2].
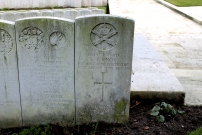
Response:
[109, 0, 202, 105]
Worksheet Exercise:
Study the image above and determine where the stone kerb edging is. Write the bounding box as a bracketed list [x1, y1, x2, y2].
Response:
[0, 15, 134, 128]
[0, 8, 105, 21]
[154, 0, 202, 25]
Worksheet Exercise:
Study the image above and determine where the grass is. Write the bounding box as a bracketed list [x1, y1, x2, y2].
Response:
[165, 0, 202, 7]
[97, 6, 107, 14]
[188, 126, 202, 135]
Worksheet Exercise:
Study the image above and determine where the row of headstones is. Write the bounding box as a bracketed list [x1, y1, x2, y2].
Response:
[0, 0, 107, 9]
[0, 15, 134, 128]
[0, 8, 104, 21]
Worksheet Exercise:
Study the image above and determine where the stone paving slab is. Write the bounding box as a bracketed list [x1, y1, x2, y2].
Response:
[109, 0, 202, 105]
[131, 33, 185, 103]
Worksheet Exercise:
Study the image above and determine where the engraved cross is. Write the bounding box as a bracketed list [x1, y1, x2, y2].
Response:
[94, 69, 112, 101]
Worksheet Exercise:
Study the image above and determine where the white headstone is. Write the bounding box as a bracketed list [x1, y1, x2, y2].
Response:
[92, 9, 105, 14]
[38, 0, 46, 8]
[32, 0, 39, 8]
[41, 10, 53, 17]
[81, 0, 91, 6]
[91, 0, 102, 6]
[15, 17, 75, 126]
[53, 10, 65, 18]
[0, 12, 4, 19]
[3, 12, 16, 21]
[20, 0, 32, 8]
[70, 0, 81, 8]
[103, 0, 107, 6]
[27, 10, 42, 17]
[75, 15, 135, 124]
[0, 20, 22, 128]
[78, 9, 92, 17]
[16, 11, 28, 20]
[58, 0, 69, 7]
[64, 10, 78, 20]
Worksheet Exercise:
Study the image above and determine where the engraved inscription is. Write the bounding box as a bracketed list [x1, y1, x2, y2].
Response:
[49, 31, 66, 49]
[91, 23, 118, 51]
[19, 27, 44, 49]
[0, 29, 13, 53]
[94, 71, 112, 101]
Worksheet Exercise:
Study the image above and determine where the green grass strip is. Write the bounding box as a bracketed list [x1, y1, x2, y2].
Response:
[165, 0, 202, 7]
[189, 126, 202, 135]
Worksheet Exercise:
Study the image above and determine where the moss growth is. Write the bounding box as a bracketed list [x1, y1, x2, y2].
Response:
[4, 55, 7, 65]
[113, 99, 128, 123]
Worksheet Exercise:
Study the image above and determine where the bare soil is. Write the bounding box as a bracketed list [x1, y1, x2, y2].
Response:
[1, 100, 202, 135]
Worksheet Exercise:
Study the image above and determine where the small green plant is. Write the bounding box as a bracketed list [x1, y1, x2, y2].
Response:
[2, 8, 9, 11]
[189, 126, 202, 135]
[150, 102, 177, 122]
[12, 124, 53, 135]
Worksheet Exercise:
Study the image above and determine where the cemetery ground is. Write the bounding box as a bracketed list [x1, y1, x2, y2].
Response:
[0, 100, 202, 135]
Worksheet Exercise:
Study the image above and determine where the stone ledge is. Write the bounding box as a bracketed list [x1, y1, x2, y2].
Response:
[131, 34, 185, 104]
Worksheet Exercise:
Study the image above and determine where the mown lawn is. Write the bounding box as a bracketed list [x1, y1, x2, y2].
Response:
[165, 0, 202, 7]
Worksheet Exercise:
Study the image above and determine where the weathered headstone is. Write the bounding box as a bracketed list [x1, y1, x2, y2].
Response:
[78, 9, 92, 17]
[64, 10, 78, 20]
[0, 20, 22, 128]
[41, 10, 53, 17]
[91, 0, 102, 6]
[27, 10, 42, 17]
[70, 0, 81, 8]
[15, 17, 75, 126]
[92, 9, 105, 14]
[75, 15, 134, 124]
[81, 0, 91, 6]
[3, 12, 16, 21]
[53, 9, 64, 18]
[16, 11, 28, 20]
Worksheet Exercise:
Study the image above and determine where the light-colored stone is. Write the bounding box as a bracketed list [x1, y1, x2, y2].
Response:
[16, 12, 28, 20]
[41, 10, 53, 16]
[81, 0, 91, 7]
[75, 15, 134, 124]
[70, 0, 81, 8]
[32, 0, 39, 8]
[130, 33, 185, 102]
[103, 0, 107, 6]
[0, 20, 22, 128]
[64, 10, 78, 20]
[3, 12, 16, 21]
[15, 17, 75, 126]
[88, 7, 98, 10]
[53, 10, 64, 18]
[91, 0, 102, 6]
[20, 0, 32, 8]
[0, 12, 4, 19]
[77, 9, 92, 17]
[27, 10, 42, 17]
[58, 0, 69, 7]
[92, 9, 105, 14]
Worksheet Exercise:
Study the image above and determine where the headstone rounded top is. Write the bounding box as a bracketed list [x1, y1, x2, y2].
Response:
[0, 29, 13, 53]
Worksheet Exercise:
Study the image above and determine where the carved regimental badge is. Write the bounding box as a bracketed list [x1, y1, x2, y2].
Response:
[19, 27, 44, 49]
[91, 23, 118, 51]
[49, 31, 66, 49]
[0, 29, 13, 53]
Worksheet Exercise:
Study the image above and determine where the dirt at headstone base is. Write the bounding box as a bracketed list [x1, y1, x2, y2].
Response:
[0, 100, 202, 135]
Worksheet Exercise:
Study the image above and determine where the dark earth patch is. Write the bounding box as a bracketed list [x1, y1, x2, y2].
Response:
[0, 100, 202, 135]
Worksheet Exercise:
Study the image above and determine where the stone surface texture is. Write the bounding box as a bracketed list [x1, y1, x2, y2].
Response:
[15, 17, 75, 126]
[131, 33, 184, 102]
[109, 0, 202, 105]
[0, 20, 22, 128]
[75, 15, 134, 124]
